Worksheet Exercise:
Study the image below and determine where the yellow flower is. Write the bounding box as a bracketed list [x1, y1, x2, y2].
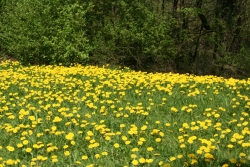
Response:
[64, 151, 70, 156]
[169, 157, 176, 161]
[82, 156, 88, 160]
[138, 141, 143, 145]
[28, 116, 36, 121]
[125, 141, 131, 145]
[188, 154, 197, 159]
[240, 153, 246, 157]
[51, 155, 57, 159]
[6, 146, 15, 152]
[171, 107, 178, 112]
[147, 147, 154, 151]
[240, 158, 246, 163]
[177, 154, 183, 159]
[86, 164, 95, 167]
[76, 161, 81, 164]
[141, 125, 147, 130]
[204, 153, 214, 159]
[132, 148, 139, 152]
[180, 144, 186, 148]
[132, 160, 139, 166]
[159, 132, 164, 137]
[155, 121, 160, 124]
[227, 144, 234, 148]
[188, 139, 194, 144]
[23, 140, 29, 145]
[191, 159, 197, 164]
[26, 148, 32, 153]
[156, 138, 162, 142]
[158, 161, 163, 165]
[146, 159, 153, 163]
[165, 123, 171, 127]
[139, 158, 146, 163]
[105, 136, 111, 141]
[131, 154, 137, 159]
[101, 152, 108, 156]
[95, 154, 100, 159]
[230, 158, 236, 163]
[114, 143, 119, 148]
[87, 131, 94, 136]
[122, 136, 128, 141]
[6, 159, 15, 165]
[214, 114, 220, 118]
[197, 150, 202, 154]
[65, 132, 74, 140]
[53, 116, 62, 122]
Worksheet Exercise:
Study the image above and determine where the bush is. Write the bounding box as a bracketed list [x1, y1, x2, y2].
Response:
[0, 0, 92, 65]
[89, 1, 177, 71]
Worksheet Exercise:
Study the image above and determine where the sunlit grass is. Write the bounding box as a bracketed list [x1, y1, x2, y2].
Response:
[0, 60, 250, 167]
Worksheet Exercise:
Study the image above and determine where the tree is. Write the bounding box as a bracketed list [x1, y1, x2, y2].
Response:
[0, 0, 92, 65]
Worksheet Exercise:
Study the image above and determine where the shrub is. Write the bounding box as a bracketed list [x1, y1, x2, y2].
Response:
[0, 0, 93, 65]
[89, 1, 177, 71]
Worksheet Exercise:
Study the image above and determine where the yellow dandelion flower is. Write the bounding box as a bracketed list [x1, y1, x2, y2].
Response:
[222, 164, 229, 167]
[132, 159, 139, 166]
[138, 141, 143, 145]
[240, 153, 246, 157]
[156, 138, 162, 142]
[64, 151, 70, 156]
[102, 152, 108, 156]
[6, 146, 15, 152]
[65, 132, 74, 140]
[191, 159, 198, 164]
[165, 123, 171, 127]
[227, 144, 234, 148]
[180, 144, 186, 148]
[230, 158, 237, 163]
[82, 156, 88, 160]
[177, 154, 183, 159]
[139, 158, 146, 163]
[132, 147, 139, 152]
[17, 143, 23, 148]
[23, 140, 29, 145]
[147, 147, 153, 151]
[114, 143, 119, 148]
[95, 154, 100, 159]
[169, 157, 176, 161]
[171, 107, 178, 112]
[146, 158, 153, 163]
[125, 141, 131, 145]
[204, 153, 214, 159]
[197, 150, 203, 154]
[26, 148, 32, 153]
[131, 154, 137, 158]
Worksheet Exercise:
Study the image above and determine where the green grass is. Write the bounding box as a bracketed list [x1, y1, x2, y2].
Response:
[0, 60, 250, 167]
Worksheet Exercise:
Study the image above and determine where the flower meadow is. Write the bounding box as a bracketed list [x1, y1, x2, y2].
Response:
[0, 61, 250, 167]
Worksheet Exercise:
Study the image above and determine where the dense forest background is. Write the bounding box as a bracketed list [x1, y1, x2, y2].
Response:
[0, 0, 250, 78]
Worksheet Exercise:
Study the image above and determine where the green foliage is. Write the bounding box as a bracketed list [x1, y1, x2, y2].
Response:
[0, 0, 92, 65]
[90, 1, 177, 71]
